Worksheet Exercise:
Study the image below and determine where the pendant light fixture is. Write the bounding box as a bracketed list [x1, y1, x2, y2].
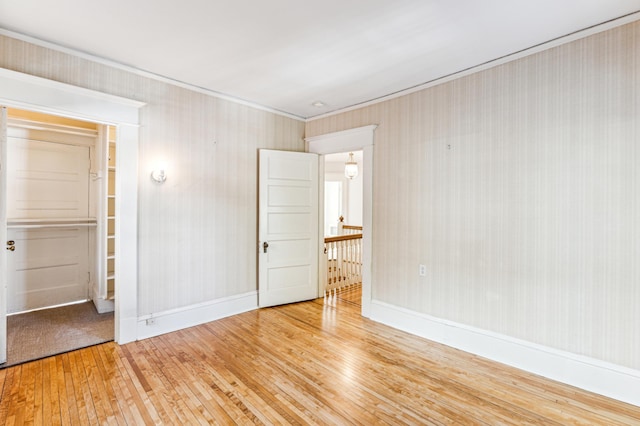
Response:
[344, 152, 358, 180]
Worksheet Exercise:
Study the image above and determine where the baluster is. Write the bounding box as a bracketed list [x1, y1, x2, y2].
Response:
[331, 241, 338, 290]
[323, 230, 364, 294]
[347, 238, 352, 287]
[353, 238, 357, 286]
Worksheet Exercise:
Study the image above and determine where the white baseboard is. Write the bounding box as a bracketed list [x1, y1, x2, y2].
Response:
[136, 291, 258, 340]
[370, 300, 640, 407]
[91, 286, 114, 314]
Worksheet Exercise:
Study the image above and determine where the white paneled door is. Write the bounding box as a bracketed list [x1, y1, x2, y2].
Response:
[258, 150, 319, 307]
[6, 134, 92, 314]
[0, 107, 7, 363]
[7, 138, 90, 219]
[6, 227, 89, 313]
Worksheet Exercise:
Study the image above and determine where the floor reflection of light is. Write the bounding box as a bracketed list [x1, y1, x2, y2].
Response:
[341, 350, 356, 382]
[322, 304, 336, 328]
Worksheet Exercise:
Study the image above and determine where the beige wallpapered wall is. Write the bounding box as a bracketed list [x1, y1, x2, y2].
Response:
[2, 19, 639, 370]
[0, 34, 306, 316]
[306, 21, 640, 370]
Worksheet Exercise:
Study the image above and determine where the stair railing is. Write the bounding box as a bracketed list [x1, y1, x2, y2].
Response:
[324, 221, 362, 295]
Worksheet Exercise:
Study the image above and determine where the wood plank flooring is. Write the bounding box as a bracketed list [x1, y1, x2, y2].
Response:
[1, 288, 639, 425]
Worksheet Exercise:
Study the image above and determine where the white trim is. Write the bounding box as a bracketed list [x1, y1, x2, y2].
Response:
[0, 67, 144, 345]
[0, 29, 304, 122]
[114, 124, 138, 344]
[0, 68, 144, 125]
[306, 125, 376, 318]
[370, 300, 640, 407]
[92, 285, 114, 314]
[136, 291, 258, 340]
[2, 12, 638, 123]
[307, 11, 640, 122]
[305, 125, 377, 153]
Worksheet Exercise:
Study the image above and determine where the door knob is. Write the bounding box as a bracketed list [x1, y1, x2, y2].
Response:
[263, 242, 269, 253]
[7, 240, 14, 246]
[6, 246, 15, 251]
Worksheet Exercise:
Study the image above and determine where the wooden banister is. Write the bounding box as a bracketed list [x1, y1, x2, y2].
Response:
[324, 233, 362, 244]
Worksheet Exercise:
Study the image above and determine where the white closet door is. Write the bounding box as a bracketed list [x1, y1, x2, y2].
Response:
[7, 138, 89, 220]
[0, 107, 7, 363]
[6, 135, 91, 313]
[7, 227, 89, 313]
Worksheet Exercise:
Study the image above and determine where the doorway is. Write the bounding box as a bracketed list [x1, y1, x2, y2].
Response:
[306, 125, 376, 317]
[323, 151, 363, 236]
[3, 108, 114, 366]
[0, 68, 143, 364]
[322, 151, 364, 308]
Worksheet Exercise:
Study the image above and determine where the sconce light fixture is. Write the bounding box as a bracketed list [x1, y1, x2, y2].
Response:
[344, 152, 358, 180]
[150, 168, 167, 183]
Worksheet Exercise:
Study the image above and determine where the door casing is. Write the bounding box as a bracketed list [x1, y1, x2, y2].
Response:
[306, 125, 376, 318]
[0, 68, 144, 354]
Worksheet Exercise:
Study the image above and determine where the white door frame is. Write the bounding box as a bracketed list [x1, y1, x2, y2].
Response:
[0, 68, 144, 344]
[306, 125, 376, 317]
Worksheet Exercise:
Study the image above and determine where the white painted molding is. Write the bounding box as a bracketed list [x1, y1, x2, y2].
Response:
[0, 68, 144, 125]
[0, 30, 304, 122]
[305, 125, 377, 153]
[3, 11, 639, 122]
[114, 124, 138, 344]
[307, 11, 640, 122]
[136, 292, 258, 340]
[307, 125, 376, 318]
[370, 300, 640, 407]
[91, 285, 114, 314]
[0, 67, 143, 345]
[118, 316, 139, 344]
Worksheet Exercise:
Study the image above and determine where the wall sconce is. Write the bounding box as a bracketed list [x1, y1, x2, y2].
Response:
[150, 168, 167, 183]
[344, 152, 358, 180]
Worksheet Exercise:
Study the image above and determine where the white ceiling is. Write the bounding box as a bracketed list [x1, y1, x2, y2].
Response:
[1, 0, 639, 119]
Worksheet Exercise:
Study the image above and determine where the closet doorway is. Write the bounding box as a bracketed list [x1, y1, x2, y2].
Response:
[3, 108, 115, 366]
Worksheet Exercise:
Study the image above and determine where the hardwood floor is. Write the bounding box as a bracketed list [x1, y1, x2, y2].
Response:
[1, 287, 639, 425]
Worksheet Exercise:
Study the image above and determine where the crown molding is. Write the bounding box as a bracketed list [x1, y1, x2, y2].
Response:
[306, 10, 640, 122]
[0, 28, 305, 122]
[3, 8, 639, 124]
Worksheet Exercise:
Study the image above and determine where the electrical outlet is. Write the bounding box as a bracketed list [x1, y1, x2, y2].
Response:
[146, 317, 156, 326]
[419, 264, 427, 276]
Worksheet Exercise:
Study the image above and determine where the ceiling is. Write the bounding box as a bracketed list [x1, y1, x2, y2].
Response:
[1, 1, 639, 119]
